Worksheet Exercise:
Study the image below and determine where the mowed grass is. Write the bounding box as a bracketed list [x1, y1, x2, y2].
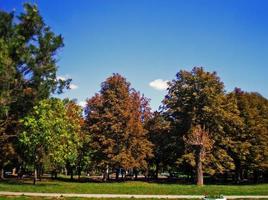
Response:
[0, 197, 195, 200]
[0, 197, 82, 200]
[0, 198, 267, 200]
[0, 180, 268, 195]
[1, 197, 196, 200]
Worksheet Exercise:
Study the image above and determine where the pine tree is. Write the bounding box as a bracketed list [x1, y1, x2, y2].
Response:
[0, 3, 70, 175]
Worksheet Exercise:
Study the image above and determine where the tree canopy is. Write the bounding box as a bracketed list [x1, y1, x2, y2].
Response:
[85, 74, 152, 180]
[0, 3, 267, 185]
[0, 3, 70, 178]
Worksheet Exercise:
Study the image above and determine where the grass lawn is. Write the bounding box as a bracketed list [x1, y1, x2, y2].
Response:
[0, 197, 81, 200]
[2, 197, 195, 200]
[0, 180, 268, 195]
[1, 197, 196, 200]
[0, 198, 267, 200]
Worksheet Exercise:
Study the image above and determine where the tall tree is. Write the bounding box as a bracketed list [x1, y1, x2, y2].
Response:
[163, 67, 242, 185]
[85, 74, 152, 181]
[0, 38, 16, 179]
[232, 89, 268, 182]
[0, 3, 70, 174]
[63, 100, 84, 180]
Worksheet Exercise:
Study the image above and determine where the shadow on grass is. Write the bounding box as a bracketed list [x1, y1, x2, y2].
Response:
[0, 178, 60, 186]
[1, 176, 266, 186]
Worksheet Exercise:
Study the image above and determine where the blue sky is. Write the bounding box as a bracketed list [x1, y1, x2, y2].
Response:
[1, 0, 268, 110]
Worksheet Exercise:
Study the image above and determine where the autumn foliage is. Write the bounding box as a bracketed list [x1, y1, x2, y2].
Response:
[0, 3, 267, 185]
[85, 74, 152, 180]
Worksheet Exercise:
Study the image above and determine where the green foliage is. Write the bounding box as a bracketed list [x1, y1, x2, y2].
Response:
[0, 3, 70, 170]
[146, 112, 175, 176]
[231, 89, 268, 180]
[162, 67, 242, 181]
[19, 98, 82, 173]
[1, 3, 267, 184]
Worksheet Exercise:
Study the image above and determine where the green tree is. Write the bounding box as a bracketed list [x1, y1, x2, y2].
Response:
[163, 67, 242, 185]
[85, 74, 152, 181]
[20, 98, 81, 184]
[146, 111, 176, 179]
[63, 99, 85, 180]
[0, 38, 16, 179]
[232, 89, 268, 182]
[0, 3, 70, 175]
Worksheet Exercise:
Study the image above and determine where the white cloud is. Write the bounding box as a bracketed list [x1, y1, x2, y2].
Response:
[78, 101, 87, 108]
[69, 83, 78, 90]
[56, 75, 68, 81]
[149, 79, 168, 91]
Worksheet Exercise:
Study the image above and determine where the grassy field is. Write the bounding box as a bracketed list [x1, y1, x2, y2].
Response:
[0, 180, 268, 195]
[1, 197, 196, 200]
[0, 197, 82, 200]
[2, 197, 192, 200]
[0, 198, 267, 200]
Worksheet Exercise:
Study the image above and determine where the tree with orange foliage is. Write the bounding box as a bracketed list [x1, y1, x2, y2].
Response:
[85, 74, 152, 181]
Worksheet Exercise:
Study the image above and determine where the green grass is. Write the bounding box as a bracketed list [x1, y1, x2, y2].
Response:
[0, 180, 267, 195]
[0, 197, 195, 200]
[0, 197, 196, 200]
[0, 198, 267, 200]
[0, 196, 74, 200]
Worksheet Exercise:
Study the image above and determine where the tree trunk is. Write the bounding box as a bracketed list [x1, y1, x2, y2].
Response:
[38, 165, 42, 181]
[196, 147, 203, 186]
[253, 170, 260, 183]
[116, 168, 119, 180]
[70, 168, 73, 180]
[33, 168, 37, 185]
[155, 162, 159, 179]
[0, 168, 4, 179]
[106, 165, 110, 180]
[133, 168, 138, 180]
[103, 164, 109, 182]
[235, 163, 241, 183]
[78, 166, 81, 180]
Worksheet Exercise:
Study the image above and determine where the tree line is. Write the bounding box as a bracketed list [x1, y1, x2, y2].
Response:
[0, 3, 267, 185]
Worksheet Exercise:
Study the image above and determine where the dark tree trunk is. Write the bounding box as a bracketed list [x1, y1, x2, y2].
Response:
[37, 165, 42, 181]
[78, 166, 81, 180]
[52, 170, 58, 179]
[235, 163, 241, 183]
[134, 168, 138, 180]
[70, 168, 74, 180]
[116, 168, 119, 180]
[253, 170, 260, 183]
[195, 146, 203, 186]
[155, 162, 159, 179]
[0, 168, 4, 179]
[244, 169, 248, 181]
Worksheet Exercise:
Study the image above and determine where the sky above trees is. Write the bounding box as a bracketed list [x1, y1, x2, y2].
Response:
[1, 0, 268, 110]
